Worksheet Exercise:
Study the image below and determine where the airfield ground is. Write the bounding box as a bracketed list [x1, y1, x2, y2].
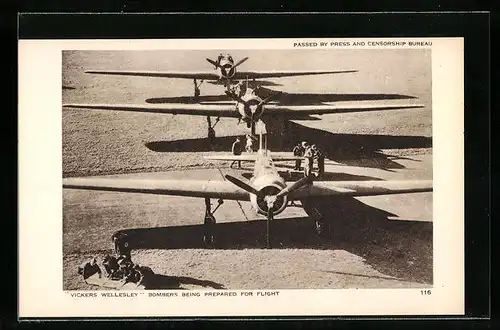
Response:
[62, 49, 432, 290]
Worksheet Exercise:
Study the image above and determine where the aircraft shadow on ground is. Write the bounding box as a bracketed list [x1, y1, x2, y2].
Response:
[116, 197, 432, 284]
[145, 121, 431, 170]
[142, 274, 225, 290]
[145, 89, 417, 106]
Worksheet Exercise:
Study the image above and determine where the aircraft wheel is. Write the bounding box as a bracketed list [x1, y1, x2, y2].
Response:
[203, 214, 216, 248]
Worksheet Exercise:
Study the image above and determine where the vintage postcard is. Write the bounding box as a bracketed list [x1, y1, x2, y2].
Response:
[18, 38, 463, 318]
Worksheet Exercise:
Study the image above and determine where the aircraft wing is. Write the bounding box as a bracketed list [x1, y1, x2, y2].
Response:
[63, 177, 250, 201]
[204, 154, 302, 162]
[288, 180, 433, 200]
[63, 177, 431, 202]
[63, 103, 240, 118]
[85, 70, 220, 80]
[234, 69, 358, 79]
[262, 103, 425, 118]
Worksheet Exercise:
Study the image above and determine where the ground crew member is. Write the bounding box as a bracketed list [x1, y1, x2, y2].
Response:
[303, 145, 314, 178]
[78, 257, 102, 283]
[246, 134, 254, 153]
[311, 144, 318, 174]
[292, 143, 304, 170]
[316, 145, 325, 177]
[230, 137, 243, 168]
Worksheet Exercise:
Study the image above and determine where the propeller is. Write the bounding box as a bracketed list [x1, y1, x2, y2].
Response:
[224, 173, 313, 248]
[225, 171, 311, 201]
[224, 90, 246, 104]
[233, 56, 249, 68]
[206, 58, 219, 67]
[275, 176, 312, 199]
[224, 174, 260, 196]
[206, 56, 249, 69]
[257, 91, 283, 108]
[224, 84, 282, 135]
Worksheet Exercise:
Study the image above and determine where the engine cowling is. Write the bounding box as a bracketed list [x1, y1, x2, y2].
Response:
[249, 176, 288, 216]
[219, 61, 236, 79]
[236, 99, 265, 123]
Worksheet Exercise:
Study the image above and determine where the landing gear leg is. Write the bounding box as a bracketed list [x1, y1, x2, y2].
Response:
[193, 79, 203, 101]
[303, 201, 331, 238]
[314, 217, 328, 237]
[266, 210, 272, 249]
[203, 198, 224, 247]
[206, 116, 220, 146]
[311, 208, 330, 238]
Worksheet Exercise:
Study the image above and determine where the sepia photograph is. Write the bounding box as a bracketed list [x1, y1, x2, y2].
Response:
[19, 38, 464, 317]
[61, 47, 432, 290]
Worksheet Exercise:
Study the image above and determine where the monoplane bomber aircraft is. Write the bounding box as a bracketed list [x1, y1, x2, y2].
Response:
[84, 53, 359, 98]
[64, 81, 425, 139]
[63, 138, 433, 249]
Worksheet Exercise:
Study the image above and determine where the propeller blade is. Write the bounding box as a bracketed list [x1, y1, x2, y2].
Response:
[275, 176, 312, 198]
[225, 174, 261, 196]
[234, 56, 249, 68]
[257, 91, 283, 107]
[224, 90, 246, 104]
[206, 58, 219, 67]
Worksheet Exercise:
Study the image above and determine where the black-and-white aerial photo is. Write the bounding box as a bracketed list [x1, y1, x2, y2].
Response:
[62, 48, 432, 291]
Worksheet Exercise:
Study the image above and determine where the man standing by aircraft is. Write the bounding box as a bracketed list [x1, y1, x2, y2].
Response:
[315, 145, 326, 177]
[303, 144, 314, 178]
[293, 142, 305, 171]
[230, 138, 243, 168]
[246, 134, 255, 153]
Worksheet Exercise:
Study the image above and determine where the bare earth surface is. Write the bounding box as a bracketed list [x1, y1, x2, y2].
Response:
[62, 49, 432, 290]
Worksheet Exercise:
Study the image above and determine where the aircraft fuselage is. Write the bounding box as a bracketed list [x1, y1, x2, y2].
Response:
[247, 151, 288, 216]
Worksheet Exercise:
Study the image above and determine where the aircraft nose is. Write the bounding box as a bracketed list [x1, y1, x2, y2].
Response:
[221, 64, 235, 78]
[252, 104, 264, 118]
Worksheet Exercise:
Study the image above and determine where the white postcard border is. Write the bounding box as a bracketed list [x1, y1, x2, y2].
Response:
[18, 37, 464, 317]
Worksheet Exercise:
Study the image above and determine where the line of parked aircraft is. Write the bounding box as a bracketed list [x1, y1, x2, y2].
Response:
[64, 53, 424, 140]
